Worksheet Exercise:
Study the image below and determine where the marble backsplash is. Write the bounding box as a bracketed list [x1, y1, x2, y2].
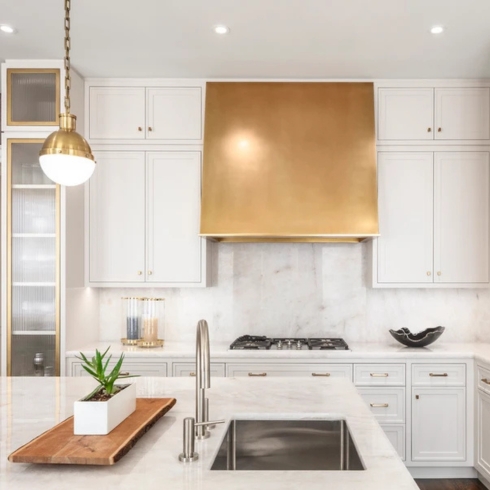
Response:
[98, 242, 490, 344]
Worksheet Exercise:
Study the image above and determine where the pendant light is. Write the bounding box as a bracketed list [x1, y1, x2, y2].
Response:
[39, 0, 95, 186]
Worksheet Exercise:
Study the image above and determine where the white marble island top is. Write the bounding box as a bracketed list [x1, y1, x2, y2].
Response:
[2, 376, 417, 490]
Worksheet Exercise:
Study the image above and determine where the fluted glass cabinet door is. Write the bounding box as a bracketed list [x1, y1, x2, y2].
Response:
[7, 69, 60, 126]
[7, 140, 60, 376]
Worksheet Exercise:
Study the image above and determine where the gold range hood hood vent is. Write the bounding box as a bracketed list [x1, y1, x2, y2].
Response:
[200, 82, 379, 243]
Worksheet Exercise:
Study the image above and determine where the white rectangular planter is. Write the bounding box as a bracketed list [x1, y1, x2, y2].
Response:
[74, 383, 137, 435]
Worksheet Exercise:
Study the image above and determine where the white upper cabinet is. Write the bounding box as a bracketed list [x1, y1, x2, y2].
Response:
[378, 88, 434, 141]
[146, 88, 202, 141]
[377, 86, 490, 142]
[373, 151, 490, 288]
[87, 151, 207, 287]
[89, 87, 146, 140]
[435, 88, 490, 140]
[434, 152, 490, 283]
[146, 152, 203, 283]
[88, 83, 204, 143]
[377, 152, 433, 283]
[89, 152, 146, 283]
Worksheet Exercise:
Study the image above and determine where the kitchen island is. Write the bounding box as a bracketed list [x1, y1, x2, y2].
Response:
[1, 376, 417, 490]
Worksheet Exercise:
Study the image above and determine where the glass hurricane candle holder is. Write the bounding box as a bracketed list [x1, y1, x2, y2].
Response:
[121, 297, 142, 346]
[137, 298, 165, 348]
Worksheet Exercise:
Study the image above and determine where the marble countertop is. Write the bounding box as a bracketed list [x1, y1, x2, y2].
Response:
[2, 376, 417, 490]
[67, 340, 490, 362]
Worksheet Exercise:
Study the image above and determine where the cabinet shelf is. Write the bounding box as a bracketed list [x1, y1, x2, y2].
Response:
[11, 185, 56, 189]
[12, 331, 56, 336]
[12, 233, 56, 238]
[12, 282, 56, 287]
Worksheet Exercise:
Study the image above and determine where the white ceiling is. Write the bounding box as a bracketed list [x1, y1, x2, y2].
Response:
[0, 0, 490, 79]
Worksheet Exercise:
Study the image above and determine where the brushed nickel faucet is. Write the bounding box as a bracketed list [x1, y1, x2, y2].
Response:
[179, 320, 224, 462]
[196, 319, 211, 439]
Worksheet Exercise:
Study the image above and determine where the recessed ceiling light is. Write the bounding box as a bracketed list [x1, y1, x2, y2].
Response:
[0, 24, 16, 34]
[214, 25, 229, 35]
[430, 25, 444, 34]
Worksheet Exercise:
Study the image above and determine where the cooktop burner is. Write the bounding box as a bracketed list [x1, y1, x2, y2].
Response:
[229, 336, 349, 351]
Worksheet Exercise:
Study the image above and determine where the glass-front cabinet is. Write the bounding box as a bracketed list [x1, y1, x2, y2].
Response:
[6, 69, 60, 127]
[6, 139, 60, 376]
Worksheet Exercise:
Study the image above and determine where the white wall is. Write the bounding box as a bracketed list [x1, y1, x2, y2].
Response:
[97, 242, 490, 344]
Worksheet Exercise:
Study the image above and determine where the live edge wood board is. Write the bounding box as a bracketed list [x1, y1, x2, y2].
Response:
[8, 397, 177, 465]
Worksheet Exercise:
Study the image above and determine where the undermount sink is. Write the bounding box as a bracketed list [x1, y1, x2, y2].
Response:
[210, 419, 365, 471]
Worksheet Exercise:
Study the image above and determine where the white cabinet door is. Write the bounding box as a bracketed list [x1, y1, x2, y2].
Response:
[146, 87, 202, 141]
[477, 389, 490, 478]
[381, 424, 406, 460]
[89, 152, 146, 283]
[412, 387, 466, 462]
[377, 152, 434, 283]
[378, 88, 434, 140]
[89, 87, 145, 140]
[146, 152, 203, 284]
[435, 88, 490, 140]
[434, 152, 489, 284]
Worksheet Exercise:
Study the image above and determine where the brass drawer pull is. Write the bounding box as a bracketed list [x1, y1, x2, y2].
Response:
[482, 378, 490, 385]
[312, 373, 331, 377]
[429, 373, 448, 377]
[370, 373, 389, 377]
[370, 403, 389, 408]
[189, 372, 196, 377]
[119, 372, 130, 376]
[248, 372, 267, 377]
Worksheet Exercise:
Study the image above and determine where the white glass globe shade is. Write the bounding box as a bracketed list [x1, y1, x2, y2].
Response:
[40, 154, 95, 186]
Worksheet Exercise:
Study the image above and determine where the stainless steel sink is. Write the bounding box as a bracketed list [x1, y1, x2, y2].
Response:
[210, 419, 365, 471]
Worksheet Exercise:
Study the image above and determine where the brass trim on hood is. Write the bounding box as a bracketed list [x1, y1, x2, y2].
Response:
[200, 82, 378, 243]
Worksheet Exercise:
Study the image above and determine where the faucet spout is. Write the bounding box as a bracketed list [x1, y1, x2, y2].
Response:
[196, 319, 211, 439]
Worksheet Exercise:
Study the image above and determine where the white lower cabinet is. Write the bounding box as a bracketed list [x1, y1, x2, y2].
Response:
[173, 362, 225, 377]
[226, 363, 352, 378]
[381, 424, 406, 460]
[412, 387, 466, 462]
[477, 388, 490, 478]
[357, 387, 405, 424]
[71, 360, 168, 377]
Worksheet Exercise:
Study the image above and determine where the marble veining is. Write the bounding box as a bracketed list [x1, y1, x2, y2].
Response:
[1, 377, 418, 490]
[98, 243, 490, 343]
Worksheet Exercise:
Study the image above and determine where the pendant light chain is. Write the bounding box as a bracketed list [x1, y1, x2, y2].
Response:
[64, 0, 71, 114]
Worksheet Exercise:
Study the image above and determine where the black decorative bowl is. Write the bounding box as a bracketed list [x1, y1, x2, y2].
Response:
[389, 327, 445, 348]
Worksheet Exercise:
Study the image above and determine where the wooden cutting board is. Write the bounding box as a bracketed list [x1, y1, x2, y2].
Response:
[8, 397, 176, 465]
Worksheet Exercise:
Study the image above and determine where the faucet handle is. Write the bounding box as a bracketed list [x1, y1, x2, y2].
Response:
[195, 419, 225, 427]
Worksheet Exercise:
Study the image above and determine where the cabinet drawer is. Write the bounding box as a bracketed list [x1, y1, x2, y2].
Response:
[71, 360, 167, 377]
[354, 364, 405, 386]
[173, 362, 225, 377]
[226, 363, 352, 379]
[412, 364, 466, 387]
[477, 364, 490, 394]
[381, 424, 406, 461]
[357, 388, 405, 423]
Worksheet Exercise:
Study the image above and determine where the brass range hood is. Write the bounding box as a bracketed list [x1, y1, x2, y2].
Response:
[200, 82, 379, 243]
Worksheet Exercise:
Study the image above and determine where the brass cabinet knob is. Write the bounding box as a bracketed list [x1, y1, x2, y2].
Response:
[148, 270, 153, 275]
[427, 271, 431, 276]
[137, 271, 142, 275]
[427, 127, 432, 132]
[138, 127, 142, 131]
[438, 127, 442, 132]
[437, 271, 441, 276]
[148, 127, 153, 132]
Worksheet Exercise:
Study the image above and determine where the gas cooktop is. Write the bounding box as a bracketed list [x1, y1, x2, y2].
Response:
[229, 335, 349, 351]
